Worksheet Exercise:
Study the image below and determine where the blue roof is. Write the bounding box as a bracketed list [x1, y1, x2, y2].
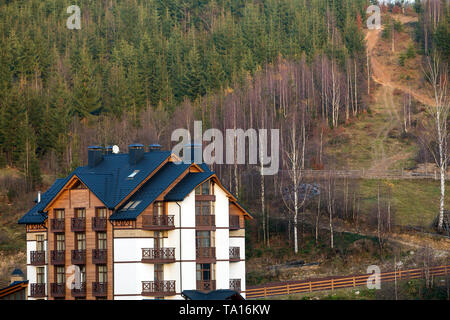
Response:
[19, 151, 171, 224]
[18, 148, 250, 224]
[18, 177, 70, 224]
[110, 162, 190, 220]
[165, 172, 214, 201]
[182, 289, 244, 300]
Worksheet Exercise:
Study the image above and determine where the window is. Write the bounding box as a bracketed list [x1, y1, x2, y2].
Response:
[55, 234, 65, 251]
[54, 209, 65, 220]
[153, 202, 164, 216]
[36, 267, 45, 284]
[78, 266, 86, 284]
[56, 266, 65, 284]
[97, 232, 107, 250]
[195, 201, 213, 216]
[196, 264, 211, 281]
[127, 170, 140, 178]
[76, 233, 86, 250]
[96, 207, 107, 218]
[196, 231, 211, 248]
[121, 200, 141, 211]
[97, 265, 107, 283]
[75, 208, 86, 218]
[36, 235, 45, 251]
[195, 181, 210, 195]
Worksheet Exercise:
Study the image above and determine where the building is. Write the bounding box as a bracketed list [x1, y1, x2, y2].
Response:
[0, 269, 28, 300]
[18, 144, 252, 300]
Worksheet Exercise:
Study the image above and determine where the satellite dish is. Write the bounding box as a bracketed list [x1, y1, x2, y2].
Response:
[112, 145, 120, 154]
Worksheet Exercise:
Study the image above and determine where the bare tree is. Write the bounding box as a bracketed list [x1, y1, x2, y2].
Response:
[423, 52, 449, 232]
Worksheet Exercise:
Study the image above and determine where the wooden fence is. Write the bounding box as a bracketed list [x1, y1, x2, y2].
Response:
[245, 265, 450, 299]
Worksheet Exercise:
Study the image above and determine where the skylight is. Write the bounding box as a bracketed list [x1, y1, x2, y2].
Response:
[121, 200, 142, 211]
[128, 170, 140, 178]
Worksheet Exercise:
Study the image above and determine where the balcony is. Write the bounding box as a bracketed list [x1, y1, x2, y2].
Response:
[229, 215, 240, 230]
[142, 248, 175, 264]
[229, 279, 241, 292]
[196, 247, 216, 262]
[50, 283, 65, 298]
[196, 280, 216, 292]
[30, 251, 46, 265]
[50, 250, 65, 265]
[92, 217, 107, 231]
[92, 282, 107, 297]
[71, 217, 86, 232]
[71, 250, 86, 265]
[142, 215, 175, 230]
[195, 215, 215, 228]
[51, 219, 65, 232]
[229, 247, 240, 262]
[71, 282, 86, 297]
[30, 283, 46, 298]
[141, 280, 176, 297]
[92, 249, 107, 264]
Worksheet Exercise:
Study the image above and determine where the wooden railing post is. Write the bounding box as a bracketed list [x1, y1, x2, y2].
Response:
[353, 276, 356, 287]
[309, 281, 312, 292]
[331, 279, 334, 291]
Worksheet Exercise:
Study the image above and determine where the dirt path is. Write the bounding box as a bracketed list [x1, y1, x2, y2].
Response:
[364, 14, 435, 172]
[365, 15, 436, 107]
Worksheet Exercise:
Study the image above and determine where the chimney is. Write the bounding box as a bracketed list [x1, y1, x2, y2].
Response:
[105, 146, 113, 155]
[10, 268, 24, 284]
[129, 144, 145, 165]
[148, 144, 162, 152]
[88, 146, 104, 168]
[37, 191, 41, 203]
[183, 144, 202, 164]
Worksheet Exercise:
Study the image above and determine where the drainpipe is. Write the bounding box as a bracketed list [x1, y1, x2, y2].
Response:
[176, 202, 182, 296]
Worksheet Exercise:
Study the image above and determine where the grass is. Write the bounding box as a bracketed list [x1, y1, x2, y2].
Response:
[359, 179, 450, 227]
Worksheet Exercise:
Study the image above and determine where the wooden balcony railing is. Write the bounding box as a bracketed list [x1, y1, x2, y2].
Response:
[196, 247, 216, 261]
[71, 250, 86, 265]
[142, 215, 175, 230]
[71, 217, 86, 232]
[229, 215, 240, 230]
[195, 215, 215, 227]
[196, 280, 216, 292]
[30, 251, 46, 265]
[30, 283, 46, 298]
[71, 282, 86, 297]
[50, 250, 65, 265]
[229, 279, 241, 292]
[92, 249, 107, 264]
[141, 280, 176, 296]
[50, 283, 65, 298]
[142, 248, 175, 263]
[92, 217, 107, 231]
[229, 247, 240, 261]
[92, 282, 107, 297]
[50, 219, 65, 232]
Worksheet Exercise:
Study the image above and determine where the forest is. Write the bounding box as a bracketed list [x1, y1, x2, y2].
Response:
[0, 0, 449, 254]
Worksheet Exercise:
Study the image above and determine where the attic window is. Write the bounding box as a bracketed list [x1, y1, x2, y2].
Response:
[122, 200, 142, 211]
[128, 170, 140, 179]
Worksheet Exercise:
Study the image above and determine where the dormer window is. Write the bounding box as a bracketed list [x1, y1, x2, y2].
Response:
[128, 170, 140, 179]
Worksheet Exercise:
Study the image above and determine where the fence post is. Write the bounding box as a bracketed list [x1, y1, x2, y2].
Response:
[309, 282, 312, 293]
[353, 276, 356, 288]
[264, 287, 267, 298]
[287, 284, 290, 295]
[331, 279, 334, 291]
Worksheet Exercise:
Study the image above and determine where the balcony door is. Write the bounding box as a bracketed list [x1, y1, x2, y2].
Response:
[153, 202, 164, 217]
[154, 232, 163, 250]
[55, 234, 65, 251]
[196, 231, 211, 248]
[36, 235, 45, 252]
[154, 264, 163, 281]
[36, 267, 45, 284]
[55, 209, 64, 220]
